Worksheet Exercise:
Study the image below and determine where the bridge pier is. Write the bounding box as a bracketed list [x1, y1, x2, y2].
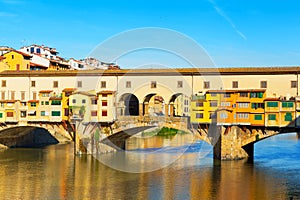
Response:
[213, 126, 252, 160]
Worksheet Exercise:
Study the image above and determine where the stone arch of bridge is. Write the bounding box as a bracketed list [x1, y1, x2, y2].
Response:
[117, 93, 139, 116]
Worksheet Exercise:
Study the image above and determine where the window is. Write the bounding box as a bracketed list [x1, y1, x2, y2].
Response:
[36, 48, 41, 54]
[254, 114, 262, 120]
[91, 99, 97, 105]
[223, 93, 231, 98]
[251, 103, 264, 109]
[1, 91, 5, 100]
[238, 102, 249, 108]
[126, 81, 131, 88]
[0, 113, 3, 118]
[203, 81, 210, 89]
[11, 91, 15, 100]
[30, 102, 37, 107]
[72, 99, 76, 104]
[101, 81, 106, 88]
[210, 101, 218, 107]
[51, 111, 61, 116]
[51, 100, 61, 105]
[268, 114, 276, 120]
[151, 81, 157, 88]
[77, 81, 82, 88]
[102, 94, 108, 97]
[82, 99, 86, 104]
[91, 111, 97, 116]
[33, 92, 37, 100]
[53, 81, 58, 88]
[21, 91, 25, 101]
[232, 81, 238, 88]
[220, 112, 228, 119]
[260, 81, 267, 88]
[7, 112, 13, 117]
[196, 113, 203, 119]
[237, 113, 249, 119]
[196, 102, 203, 107]
[239, 92, 248, 97]
[267, 102, 278, 107]
[28, 111, 36, 116]
[102, 101, 108, 106]
[1, 80, 6, 87]
[41, 111, 46, 116]
[11, 55, 14, 59]
[250, 92, 263, 98]
[291, 81, 297, 88]
[282, 102, 294, 108]
[177, 81, 183, 88]
[211, 93, 217, 97]
[41, 101, 44, 105]
[284, 112, 292, 121]
[31, 81, 36, 87]
[45, 101, 49, 105]
[21, 102, 26, 106]
[221, 102, 230, 107]
[30, 47, 34, 53]
[102, 110, 108, 116]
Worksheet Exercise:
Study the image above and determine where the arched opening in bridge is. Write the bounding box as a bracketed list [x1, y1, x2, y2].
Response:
[169, 93, 190, 117]
[118, 93, 139, 116]
[143, 94, 165, 116]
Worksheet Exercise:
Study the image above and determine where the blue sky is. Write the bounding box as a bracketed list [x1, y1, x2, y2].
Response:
[1, 0, 300, 68]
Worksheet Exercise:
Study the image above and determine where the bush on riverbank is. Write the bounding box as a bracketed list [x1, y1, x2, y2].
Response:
[142, 127, 188, 137]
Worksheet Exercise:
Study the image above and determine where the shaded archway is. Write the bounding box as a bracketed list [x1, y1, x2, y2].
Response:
[119, 93, 139, 116]
[169, 93, 190, 117]
[143, 94, 166, 116]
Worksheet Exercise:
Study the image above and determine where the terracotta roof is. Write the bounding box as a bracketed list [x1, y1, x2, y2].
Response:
[30, 62, 48, 68]
[39, 90, 53, 93]
[28, 100, 39, 103]
[13, 50, 32, 57]
[50, 96, 62, 100]
[97, 90, 116, 95]
[0, 100, 17, 103]
[63, 88, 77, 92]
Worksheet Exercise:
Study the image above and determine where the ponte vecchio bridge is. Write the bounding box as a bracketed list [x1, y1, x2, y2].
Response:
[0, 67, 300, 160]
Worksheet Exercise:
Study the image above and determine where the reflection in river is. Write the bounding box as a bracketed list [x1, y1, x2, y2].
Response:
[0, 133, 299, 199]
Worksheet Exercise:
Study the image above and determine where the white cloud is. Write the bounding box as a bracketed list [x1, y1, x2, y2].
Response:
[208, 0, 247, 40]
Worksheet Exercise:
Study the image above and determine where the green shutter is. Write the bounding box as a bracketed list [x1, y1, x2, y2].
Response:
[284, 112, 292, 121]
[0, 113, 2, 118]
[288, 102, 294, 107]
[268, 114, 276, 120]
[51, 111, 61, 116]
[267, 102, 278, 107]
[254, 114, 262, 120]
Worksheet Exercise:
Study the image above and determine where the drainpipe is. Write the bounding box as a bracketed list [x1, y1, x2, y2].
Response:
[297, 72, 299, 96]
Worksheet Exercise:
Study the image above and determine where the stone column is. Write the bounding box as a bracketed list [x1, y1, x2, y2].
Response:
[169, 103, 174, 117]
[144, 102, 149, 116]
[139, 103, 144, 117]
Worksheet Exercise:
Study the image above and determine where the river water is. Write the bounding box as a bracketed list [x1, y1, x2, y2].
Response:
[0, 133, 299, 200]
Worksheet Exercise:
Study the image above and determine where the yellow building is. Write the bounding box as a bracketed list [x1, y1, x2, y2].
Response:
[49, 96, 63, 122]
[249, 89, 266, 126]
[2, 51, 31, 71]
[264, 98, 280, 127]
[38, 90, 52, 122]
[27, 100, 40, 122]
[190, 94, 209, 124]
[0, 100, 19, 123]
[69, 91, 95, 123]
[280, 100, 295, 127]
[62, 88, 76, 121]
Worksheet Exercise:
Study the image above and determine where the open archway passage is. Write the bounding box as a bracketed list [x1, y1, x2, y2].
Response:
[124, 94, 139, 116]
